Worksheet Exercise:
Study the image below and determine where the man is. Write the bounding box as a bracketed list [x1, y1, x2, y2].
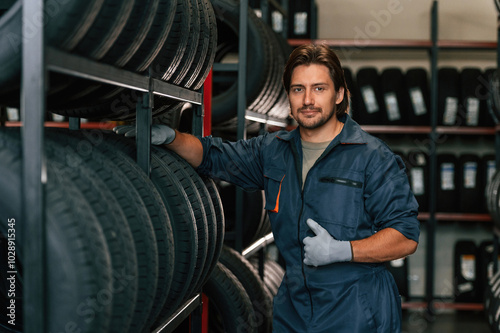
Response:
[116, 44, 419, 332]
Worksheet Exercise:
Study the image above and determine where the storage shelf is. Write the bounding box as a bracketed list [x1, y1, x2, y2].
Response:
[433, 302, 484, 311]
[361, 125, 431, 134]
[435, 126, 497, 135]
[418, 212, 492, 222]
[152, 294, 202, 333]
[288, 38, 433, 49]
[4, 121, 117, 129]
[288, 38, 497, 51]
[402, 302, 428, 309]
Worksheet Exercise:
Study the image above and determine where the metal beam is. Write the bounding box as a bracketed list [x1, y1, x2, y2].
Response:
[22, 0, 46, 332]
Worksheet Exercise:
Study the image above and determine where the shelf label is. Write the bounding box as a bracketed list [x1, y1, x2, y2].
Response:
[463, 161, 478, 189]
[294, 12, 308, 35]
[410, 167, 425, 196]
[460, 254, 476, 281]
[361, 86, 379, 114]
[6, 108, 19, 121]
[440, 162, 455, 190]
[487, 160, 496, 184]
[272, 11, 283, 33]
[409, 87, 427, 116]
[384, 92, 401, 121]
[443, 97, 458, 125]
[466, 97, 480, 126]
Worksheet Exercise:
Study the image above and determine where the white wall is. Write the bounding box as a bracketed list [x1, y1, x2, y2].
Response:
[315, 0, 498, 72]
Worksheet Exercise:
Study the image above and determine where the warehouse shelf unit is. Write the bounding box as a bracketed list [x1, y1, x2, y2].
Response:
[288, 0, 500, 314]
[19, 1, 207, 332]
[220, 0, 289, 254]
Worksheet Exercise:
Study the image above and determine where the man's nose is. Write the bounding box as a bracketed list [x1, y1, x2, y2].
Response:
[304, 89, 313, 105]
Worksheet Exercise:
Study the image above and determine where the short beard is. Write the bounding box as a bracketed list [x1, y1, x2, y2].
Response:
[296, 106, 336, 130]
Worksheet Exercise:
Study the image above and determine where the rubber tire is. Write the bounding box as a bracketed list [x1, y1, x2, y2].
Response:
[151, 147, 209, 302]
[60, 129, 175, 331]
[204, 262, 258, 333]
[165, 150, 218, 295]
[200, 176, 226, 287]
[219, 246, 273, 333]
[100, 133, 199, 322]
[0, 130, 113, 333]
[44, 129, 159, 333]
[210, 0, 271, 124]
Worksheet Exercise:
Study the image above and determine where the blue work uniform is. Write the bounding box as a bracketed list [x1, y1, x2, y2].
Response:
[197, 113, 420, 332]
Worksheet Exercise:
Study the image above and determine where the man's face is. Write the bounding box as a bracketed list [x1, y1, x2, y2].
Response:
[288, 64, 344, 130]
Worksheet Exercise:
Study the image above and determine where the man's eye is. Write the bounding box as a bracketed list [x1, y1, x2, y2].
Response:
[315, 87, 324, 91]
[293, 88, 303, 92]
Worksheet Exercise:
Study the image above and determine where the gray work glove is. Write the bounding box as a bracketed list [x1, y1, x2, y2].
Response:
[113, 124, 176, 145]
[303, 218, 352, 267]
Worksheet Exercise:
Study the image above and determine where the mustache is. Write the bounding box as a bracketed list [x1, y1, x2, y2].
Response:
[299, 107, 322, 112]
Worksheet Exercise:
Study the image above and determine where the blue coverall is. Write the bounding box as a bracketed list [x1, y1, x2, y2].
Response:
[197, 113, 420, 332]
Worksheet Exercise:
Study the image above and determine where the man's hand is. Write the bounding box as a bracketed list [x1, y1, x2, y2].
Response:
[303, 218, 352, 267]
[113, 124, 176, 145]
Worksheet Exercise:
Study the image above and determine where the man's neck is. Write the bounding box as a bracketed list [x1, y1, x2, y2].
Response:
[300, 118, 344, 143]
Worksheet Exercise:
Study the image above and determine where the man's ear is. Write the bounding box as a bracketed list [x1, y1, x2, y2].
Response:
[336, 87, 345, 105]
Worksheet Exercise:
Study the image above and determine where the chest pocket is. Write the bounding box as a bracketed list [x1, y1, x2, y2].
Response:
[263, 168, 286, 213]
[311, 173, 364, 239]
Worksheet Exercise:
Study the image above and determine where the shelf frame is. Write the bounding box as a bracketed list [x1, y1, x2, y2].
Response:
[22, 0, 47, 332]
[20, 4, 205, 332]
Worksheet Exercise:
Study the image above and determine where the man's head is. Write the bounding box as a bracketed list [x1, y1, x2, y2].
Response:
[283, 44, 349, 118]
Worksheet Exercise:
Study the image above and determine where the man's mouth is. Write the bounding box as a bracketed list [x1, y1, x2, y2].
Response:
[299, 108, 321, 115]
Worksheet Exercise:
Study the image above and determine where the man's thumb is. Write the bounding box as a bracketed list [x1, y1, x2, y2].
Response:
[306, 218, 325, 235]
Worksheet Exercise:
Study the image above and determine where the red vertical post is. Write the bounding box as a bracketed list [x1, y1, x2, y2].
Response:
[201, 293, 209, 333]
[203, 69, 213, 136]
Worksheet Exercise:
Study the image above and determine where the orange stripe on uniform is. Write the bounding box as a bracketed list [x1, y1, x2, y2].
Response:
[270, 175, 286, 213]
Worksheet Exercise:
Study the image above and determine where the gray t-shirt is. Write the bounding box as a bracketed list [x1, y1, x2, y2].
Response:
[301, 139, 331, 187]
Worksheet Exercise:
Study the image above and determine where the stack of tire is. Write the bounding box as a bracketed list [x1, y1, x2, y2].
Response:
[210, 0, 292, 132]
[205, 245, 285, 333]
[0, 0, 217, 122]
[484, 269, 500, 332]
[0, 127, 225, 333]
[348, 66, 496, 126]
[217, 181, 272, 249]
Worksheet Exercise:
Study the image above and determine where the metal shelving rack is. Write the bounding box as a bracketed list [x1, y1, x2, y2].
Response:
[21, 1, 205, 332]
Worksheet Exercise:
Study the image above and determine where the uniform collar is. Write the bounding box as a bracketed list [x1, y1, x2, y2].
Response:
[276, 113, 367, 145]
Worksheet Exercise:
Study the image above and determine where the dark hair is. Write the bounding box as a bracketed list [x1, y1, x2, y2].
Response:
[283, 44, 349, 117]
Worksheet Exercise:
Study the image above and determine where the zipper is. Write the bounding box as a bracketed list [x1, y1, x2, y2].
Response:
[294, 139, 342, 319]
[290, 140, 314, 318]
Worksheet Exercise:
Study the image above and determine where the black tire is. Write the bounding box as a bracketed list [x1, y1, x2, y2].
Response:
[44, 129, 159, 333]
[0, 131, 113, 333]
[0, 0, 105, 97]
[151, 147, 209, 301]
[250, 257, 284, 297]
[101, 0, 160, 67]
[218, 181, 266, 249]
[438, 67, 461, 126]
[200, 176, 226, 286]
[204, 262, 258, 333]
[165, 150, 218, 295]
[47, 0, 178, 120]
[45, 136, 138, 333]
[211, 0, 271, 124]
[166, 0, 200, 85]
[100, 133, 199, 321]
[189, 0, 217, 90]
[73, 0, 135, 60]
[151, 0, 192, 82]
[63, 129, 175, 331]
[219, 246, 273, 333]
[124, 0, 178, 73]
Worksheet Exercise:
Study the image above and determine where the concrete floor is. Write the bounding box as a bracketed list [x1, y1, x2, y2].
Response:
[402, 310, 491, 333]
